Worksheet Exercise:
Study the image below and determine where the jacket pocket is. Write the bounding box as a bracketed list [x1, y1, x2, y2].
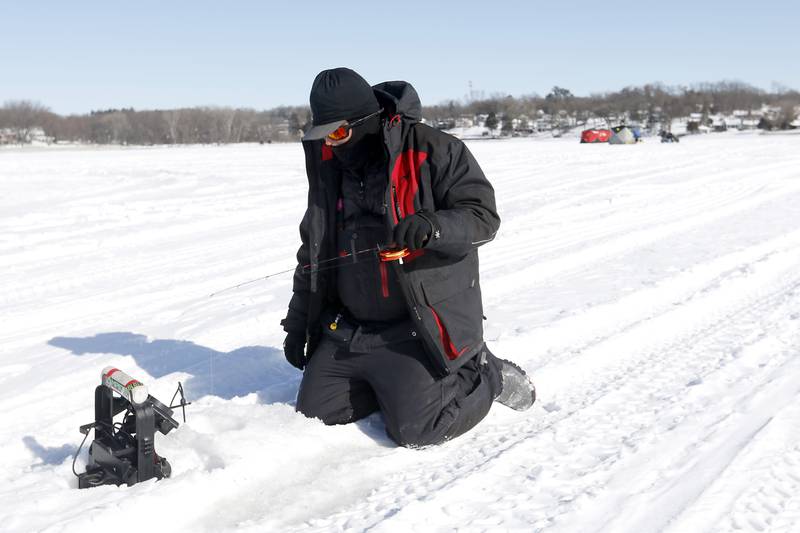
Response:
[421, 276, 482, 361]
[418, 250, 477, 303]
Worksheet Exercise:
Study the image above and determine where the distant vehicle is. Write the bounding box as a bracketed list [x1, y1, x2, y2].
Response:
[659, 131, 680, 143]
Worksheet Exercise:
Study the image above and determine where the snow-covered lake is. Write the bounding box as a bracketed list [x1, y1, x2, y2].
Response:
[2, 132, 800, 532]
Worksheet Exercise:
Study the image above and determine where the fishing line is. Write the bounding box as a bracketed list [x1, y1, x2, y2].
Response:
[208, 246, 381, 298]
[167, 246, 409, 385]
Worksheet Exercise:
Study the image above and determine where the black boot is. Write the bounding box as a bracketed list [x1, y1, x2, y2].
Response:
[493, 357, 536, 411]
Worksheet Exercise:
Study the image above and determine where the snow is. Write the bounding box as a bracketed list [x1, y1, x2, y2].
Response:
[444, 125, 495, 139]
[2, 132, 800, 532]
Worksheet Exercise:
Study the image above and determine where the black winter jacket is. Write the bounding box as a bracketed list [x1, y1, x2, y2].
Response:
[282, 81, 500, 377]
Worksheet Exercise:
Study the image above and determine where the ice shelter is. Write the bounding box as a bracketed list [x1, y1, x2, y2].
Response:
[580, 129, 611, 143]
[609, 126, 637, 144]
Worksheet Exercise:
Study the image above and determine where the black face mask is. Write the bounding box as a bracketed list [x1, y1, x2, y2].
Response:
[331, 115, 384, 170]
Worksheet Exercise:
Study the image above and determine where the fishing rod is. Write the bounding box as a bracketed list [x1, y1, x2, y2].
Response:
[208, 246, 410, 298]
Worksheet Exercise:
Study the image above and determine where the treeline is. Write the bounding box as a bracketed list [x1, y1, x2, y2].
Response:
[1, 81, 798, 145]
[426, 81, 800, 130]
[0, 101, 310, 144]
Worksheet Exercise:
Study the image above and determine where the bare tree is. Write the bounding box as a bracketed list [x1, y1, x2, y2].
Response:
[501, 113, 514, 136]
[0, 100, 52, 143]
[163, 110, 181, 143]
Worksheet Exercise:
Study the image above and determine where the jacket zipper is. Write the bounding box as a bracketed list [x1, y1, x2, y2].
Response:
[392, 185, 402, 223]
[381, 126, 452, 377]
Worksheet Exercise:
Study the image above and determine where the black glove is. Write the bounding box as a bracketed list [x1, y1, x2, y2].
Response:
[393, 212, 438, 250]
[283, 331, 307, 370]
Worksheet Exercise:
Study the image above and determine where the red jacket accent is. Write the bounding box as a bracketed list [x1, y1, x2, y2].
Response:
[390, 149, 428, 223]
[430, 307, 468, 360]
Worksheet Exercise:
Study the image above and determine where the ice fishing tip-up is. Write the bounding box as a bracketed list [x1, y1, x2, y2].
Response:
[74, 367, 190, 489]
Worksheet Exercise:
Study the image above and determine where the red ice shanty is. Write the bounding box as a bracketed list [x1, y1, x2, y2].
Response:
[580, 128, 612, 143]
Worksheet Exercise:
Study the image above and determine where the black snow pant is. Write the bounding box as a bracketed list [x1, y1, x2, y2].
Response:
[296, 315, 501, 448]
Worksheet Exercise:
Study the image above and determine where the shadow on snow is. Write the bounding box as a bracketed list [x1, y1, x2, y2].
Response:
[48, 332, 299, 404]
[48, 332, 392, 446]
[23, 436, 77, 466]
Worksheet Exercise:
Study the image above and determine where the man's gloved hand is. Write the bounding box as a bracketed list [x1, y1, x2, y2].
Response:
[283, 331, 307, 370]
[393, 212, 438, 250]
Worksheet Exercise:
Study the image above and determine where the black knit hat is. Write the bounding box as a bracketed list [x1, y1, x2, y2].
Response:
[303, 67, 381, 141]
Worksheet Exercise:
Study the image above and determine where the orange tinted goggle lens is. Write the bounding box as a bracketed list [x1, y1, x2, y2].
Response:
[327, 125, 349, 141]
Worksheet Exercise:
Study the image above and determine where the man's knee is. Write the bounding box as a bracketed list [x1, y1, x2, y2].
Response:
[296, 392, 353, 425]
[296, 376, 379, 426]
[387, 423, 447, 448]
[385, 363, 496, 448]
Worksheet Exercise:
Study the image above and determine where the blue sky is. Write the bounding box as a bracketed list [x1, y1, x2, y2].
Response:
[1, 1, 797, 114]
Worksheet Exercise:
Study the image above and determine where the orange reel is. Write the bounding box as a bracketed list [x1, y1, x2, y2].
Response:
[379, 248, 410, 262]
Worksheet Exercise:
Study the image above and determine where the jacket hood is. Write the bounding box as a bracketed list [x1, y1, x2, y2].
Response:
[372, 81, 422, 122]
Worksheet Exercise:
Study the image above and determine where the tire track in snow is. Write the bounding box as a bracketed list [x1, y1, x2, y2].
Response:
[509, 226, 800, 378]
[498, 176, 770, 265]
[662, 386, 800, 533]
[492, 150, 795, 257]
[560, 335, 800, 533]
[723, 443, 800, 533]
[483, 172, 800, 298]
[495, 155, 706, 218]
[231, 221, 800, 532]
[484, 149, 800, 287]
[342, 239, 800, 532]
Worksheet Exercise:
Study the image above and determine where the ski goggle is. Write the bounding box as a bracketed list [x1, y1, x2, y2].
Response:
[326, 109, 383, 141]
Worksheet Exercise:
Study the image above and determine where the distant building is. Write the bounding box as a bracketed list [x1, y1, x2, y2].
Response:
[455, 115, 474, 128]
[761, 105, 781, 119]
[0, 128, 15, 144]
[0, 127, 53, 144]
[276, 119, 291, 138]
[29, 128, 50, 143]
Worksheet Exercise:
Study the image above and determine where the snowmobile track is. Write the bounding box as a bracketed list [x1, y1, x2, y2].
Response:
[4, 136, 800, 533]
[228, 215, 800, 532]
